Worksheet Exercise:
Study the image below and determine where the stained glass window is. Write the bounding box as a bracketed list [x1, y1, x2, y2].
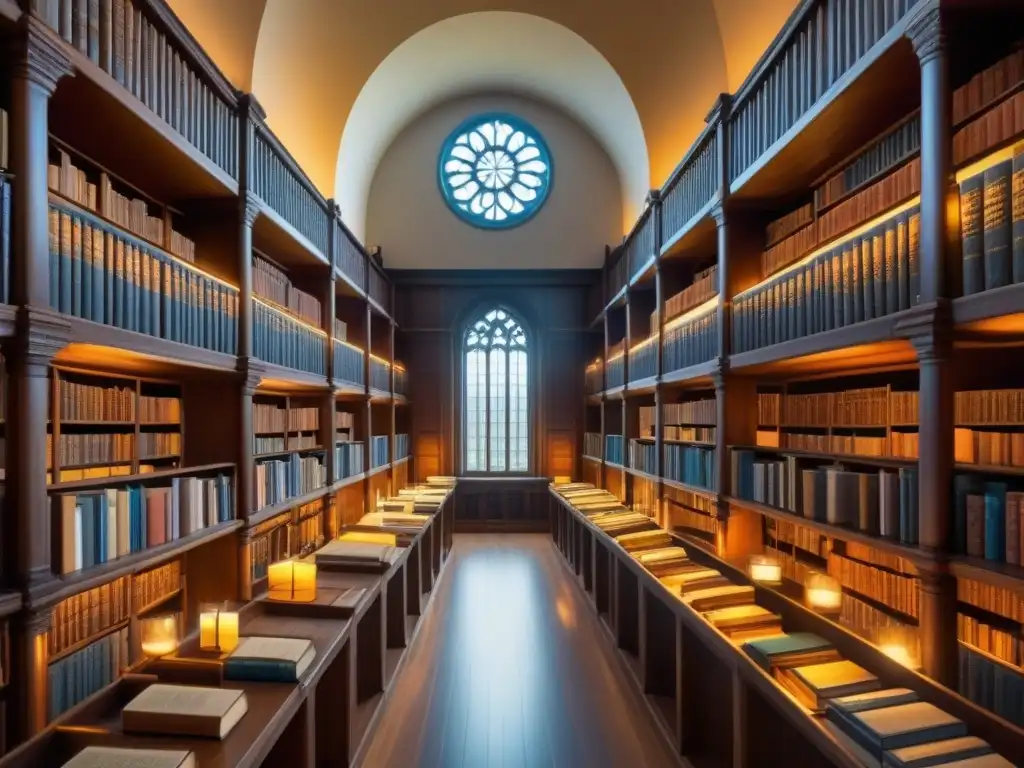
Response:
[439, 114, 552, 229]
[464, 308, 528, 472]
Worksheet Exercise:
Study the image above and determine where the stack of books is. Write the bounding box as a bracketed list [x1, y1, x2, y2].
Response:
[615, 529, 671, 552]
[315, 540, 400, 568]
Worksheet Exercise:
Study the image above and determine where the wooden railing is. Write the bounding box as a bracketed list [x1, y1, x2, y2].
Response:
[727, 0, 917, 185]
[628, 337, 658, 383]
[252, 298, 327, 376]
[624, 207, 656, 283]
[606, 248, 627, 306]
[249, 125, 331, 258]
[332, 340, 365, 388]
[334, 219, 368, 293]
[34, 0, 240, 181]
[367, 259, 390, 314]
[660, 124, 719, 247]
[369, 356, 391, 393]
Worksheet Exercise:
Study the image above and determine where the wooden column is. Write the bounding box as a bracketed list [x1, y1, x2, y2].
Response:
[5, 18, 72, 591]
[601, 311, 610, 490]
[9, 609, 50, 742]
[237, 361, 264, 522]
[651, 193, 665, 521]
[237, 94, 265, 358]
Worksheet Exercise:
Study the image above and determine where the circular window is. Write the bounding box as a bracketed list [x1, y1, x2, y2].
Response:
[438, 113, 553, 229]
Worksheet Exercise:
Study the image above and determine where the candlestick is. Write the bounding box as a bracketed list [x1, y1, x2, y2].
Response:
[748, 555, 783, 586]
[140, 613, 180, 658]
[199, 603, 240, 653]
[268, 560, 317, 603]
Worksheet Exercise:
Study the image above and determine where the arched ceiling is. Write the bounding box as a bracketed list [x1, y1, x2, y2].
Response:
[167, 0, 799, 241]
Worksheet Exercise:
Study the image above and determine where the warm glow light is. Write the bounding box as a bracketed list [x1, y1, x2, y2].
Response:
[880, 643, 916, 668]
[554, 475, 571, 485]
[955, 145, 1017, 184]
[805, 572, 842, 612]
[268, 560, 317, 603]
[748, 555, 783, 586]
[199, 604, 240, 653]
[736, 196, 922, 299]
[140, 613, 180, 658]
[662, 295, 719, 332]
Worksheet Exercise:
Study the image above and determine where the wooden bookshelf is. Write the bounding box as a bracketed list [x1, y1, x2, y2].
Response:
[574, 3, 1024, 763]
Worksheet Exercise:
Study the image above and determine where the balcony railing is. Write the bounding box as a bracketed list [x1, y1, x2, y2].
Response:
[334, 218, 368, 293]
[624, 207, 656, 284]
[662, 302, 718, 374]
[628, 337, 657, 383]
[368, 261, 390, 315]
[333, 340, 365, 388]
[661, 123, 719, 247]
[606, 354, 625, 391]
[369, 355, 391, 393]
[253, 298, 326, 376]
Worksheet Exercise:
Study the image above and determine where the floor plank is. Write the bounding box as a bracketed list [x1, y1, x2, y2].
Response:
[359, 533, 683, 768]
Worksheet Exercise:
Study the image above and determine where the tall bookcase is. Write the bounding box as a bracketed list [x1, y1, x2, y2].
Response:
[574, 0, 1024, 763]
[0, 1, 423, 756]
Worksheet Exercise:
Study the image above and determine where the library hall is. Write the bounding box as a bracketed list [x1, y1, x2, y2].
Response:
[0, 0, 1022, 766]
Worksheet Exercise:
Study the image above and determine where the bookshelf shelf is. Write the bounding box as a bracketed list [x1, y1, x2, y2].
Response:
[952, 281, 1024, 332]
[249, 485, 331, 528]
[662, 477, 715, 498]
[659, 358, 719, 389]
[134, 587, 183, 617]
[731, 443, 918, 468]
[32, 519, 243, 612]
[954, 462, 1024, 477]
[47, 618, 131, 666]
[950, 557, 1024, 598]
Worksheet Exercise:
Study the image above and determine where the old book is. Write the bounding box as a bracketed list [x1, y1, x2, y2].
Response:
[778, 659, 881, 713]
[682, 584, 754, 612]
[743, 632, 837, 672]
[337, 530, 397, 547]
[703, 604, 782, 641]
[961, 174, 985, 295]
[122, 684, 247, 739]
[983, 160, 1013, 291]
[834, 701, 967, 759]
[63, 747, 195, 768]
[1012, 143, 1024, 283]
[883, 736, 993, 768]
[935, 755, 1015, 767]
[661, 567, 726, 594]
[829, 687, 918, 716]
[224, 636, 315, 683]
[315, 540, 398, 566]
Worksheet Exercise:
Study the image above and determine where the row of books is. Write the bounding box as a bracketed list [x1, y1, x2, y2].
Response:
[767, 517, 829, 559]
[959, 147, 1024, 295]
[839, 591, 921, 659]
[584, 432, 602, 459]
[254, 403, 287, 434]
[731, 450, 920, 544]
[827, 552, 919, 619]
[370, 357, 391, 392]
[336, 441, 365, 479]
[661, 265, 717, 323]
[138, 432, 180, 458]
[628, 338, 656, 382]
[766, 203, 813, 248]
[48, 627, 129, 722]
[49, 151, 196, 264]
[733, 204, 921, 354]
[289, 435, 319, 452]
[39, 0, 239, 176]
[662, 307, 717, 373]
[334, 340, 365, 387]
[47, 578, 131, 658]
[394, 365, 408, 397]
[774, 386, 914, 428]
[49, 201, 239, 354]
[958, 613, 1021, 667]
[605, 434, 624, 466]
[815, 116, 920, 212]
[52, 474, 234, 574]
[56, 378, 135, 422]
[253, 254, 322, 328]
[51, 433, 135, 466]
[255, 453, 326, 510]
[664, 444, 715, 490]
[336, 411, 355, 431]
[606, 354, 624, 390]
[762, 221, 817, 279]
[628, 439, 655, 475]
[254, 436, 284, 455]
[133, 560, 182, 612]
[957, 576, 1024, 623]
[955, 428, 1024, 467]
[287, 407, 319, 432]
[334, 318, 348, 342]
[371, 435, 389, 469]
[956, 389, 1024, 425]
[670, 501, 717, 537]
[953, 48, 1024, 126]
[959, 642, 1024, 728]
[638, 405, 718, 438]
[139, 395, 180, 424]
[253, 299, 327, 376]
[953, 87, 1024, 169]
[953, 477, 1024, 565]
[666, 427, 715, 443]
[771, 432, 919, 460]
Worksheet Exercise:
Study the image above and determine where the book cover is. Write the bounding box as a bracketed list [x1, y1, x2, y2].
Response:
[224, 636, 315, 684]
[1012, 143, 1024, 283]
[983, 160, 1013, 291]
[742, 632, 835, 672]
[828, 687, 918, 716]
[883, 735, 993, 768]
[781, 659, 880, 713]
[62, 746, 195, 768]
[837, 701, 967, 759]
[122, 683, 248, 740]
[983, 482, 1007, 561]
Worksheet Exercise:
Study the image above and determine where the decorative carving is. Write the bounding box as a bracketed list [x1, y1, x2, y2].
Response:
[645, 189, 662, 207]
[6, 306, 71, 373]
[11, 15, 73, 93]
[242, 192, 262, 227]
[710, 200, 727, 228]
[710, 357, 729, 390]
[895, 299, 951, 364]
[24, 607, 53, 637]
[236, 357, 266, 393]
[906, 1, 945, 65]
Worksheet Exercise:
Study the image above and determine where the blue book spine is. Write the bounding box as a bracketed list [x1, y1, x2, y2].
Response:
[984, 483, 1008, 561]
[80, 496, 95, 568]
[96, 492, 107, 564]
[223, 658, 299, 683]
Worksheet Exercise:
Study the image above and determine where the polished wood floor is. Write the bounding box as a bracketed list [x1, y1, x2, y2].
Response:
[360, 534, 683, 768]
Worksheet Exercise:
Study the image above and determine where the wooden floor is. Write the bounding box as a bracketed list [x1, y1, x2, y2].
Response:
[359, 533, 683, 768]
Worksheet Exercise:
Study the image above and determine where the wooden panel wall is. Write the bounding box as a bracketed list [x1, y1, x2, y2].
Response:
[393, 270, 595, 486]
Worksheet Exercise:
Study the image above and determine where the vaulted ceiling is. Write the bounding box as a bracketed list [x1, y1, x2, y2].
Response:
[168, 0, 798, 240]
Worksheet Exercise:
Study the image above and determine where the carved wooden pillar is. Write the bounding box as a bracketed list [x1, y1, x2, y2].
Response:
[9, 608, 51, 742]
[238, 527, 254, 602]
[238, 194, 260, 359]
[237, 360, 264, 521]
[903, 304, 957, 685]
[908, 1, 952, 303]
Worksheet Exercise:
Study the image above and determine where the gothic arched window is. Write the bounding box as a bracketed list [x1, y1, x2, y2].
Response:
[464, 308, 529, 472]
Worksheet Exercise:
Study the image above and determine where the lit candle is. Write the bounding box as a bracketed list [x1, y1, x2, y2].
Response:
[880, 643, 915, 667]
[199, 604, 240, 653]
[268, 560, 317, 603]
[804, 572, 842, 613]
[140, 613, 180, 658]
[748, 555, 783, 586]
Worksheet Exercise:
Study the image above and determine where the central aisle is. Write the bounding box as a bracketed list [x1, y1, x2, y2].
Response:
[359, 533, 683, 768]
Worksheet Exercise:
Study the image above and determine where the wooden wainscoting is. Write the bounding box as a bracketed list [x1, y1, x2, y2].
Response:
[454, 477, 552, 533]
